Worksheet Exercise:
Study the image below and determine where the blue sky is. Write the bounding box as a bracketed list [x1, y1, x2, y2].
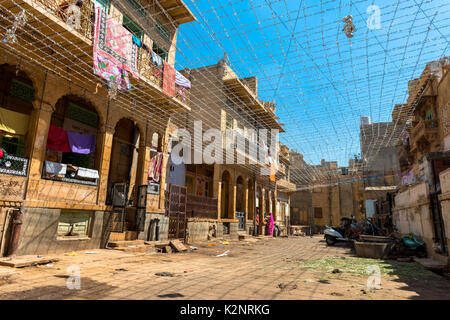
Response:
[174, 0, 450, 167]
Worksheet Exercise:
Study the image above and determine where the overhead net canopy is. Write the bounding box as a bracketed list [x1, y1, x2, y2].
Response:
[1, 0, 449, 189]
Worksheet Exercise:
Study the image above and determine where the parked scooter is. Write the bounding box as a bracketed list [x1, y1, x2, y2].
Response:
[324, 217, 363, 246]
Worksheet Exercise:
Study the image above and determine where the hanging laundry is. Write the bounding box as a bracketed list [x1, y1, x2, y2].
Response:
[0, 107, 30, 137]
[45, 160, 67, 177]
[47, 124, 71, 153]
[151, 51, 163, 68]
[148, 152, 163, 182]
[67, 131, 96, 154]
[93, 4, 139, 79]
[163, 61, 176, 97]
[93, 55, 131, 91]
[175, 70, 191, 88]
[132, 35, 142, 48]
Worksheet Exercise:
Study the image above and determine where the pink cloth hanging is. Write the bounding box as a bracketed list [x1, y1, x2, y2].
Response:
[267, 212, 274, 236]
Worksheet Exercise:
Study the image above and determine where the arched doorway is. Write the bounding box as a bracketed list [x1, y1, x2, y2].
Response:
[247, 179, 254, 220]
[256, 186, 262, 235]
[107, 118, 141, 207]
[44, 95, 100, 184]
[236, 176, 244, 212]
[0, 64, 35, 173]
[221, 170, 231, 219]
[236, 176, 245, 230]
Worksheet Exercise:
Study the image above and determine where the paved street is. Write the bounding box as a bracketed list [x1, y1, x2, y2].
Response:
[0, 236, 449, 300]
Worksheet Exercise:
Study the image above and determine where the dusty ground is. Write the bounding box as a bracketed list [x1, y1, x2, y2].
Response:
[0, 236, 449, 300]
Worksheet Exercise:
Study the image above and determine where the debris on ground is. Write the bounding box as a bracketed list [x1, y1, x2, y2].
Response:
[277, 283, 297, 291]
[184, 270, 194, 273]
[190, 246, 198, 250]
[45, 264, 54, 267]
[207, 243, 217, 246]
[155, 272, 174, 277]
[170, 240, 188, 252]
[332, 268, 341, 274]
[163, 246, 172, 254]
[397, 257, 412, 262]
[222, 241, 229, 245]
[0, 256, 59, 268]
[157, 293, 184, 298]
[361, 289, 367, 294]
[65, 252, 78, 256]
[318, 279, 330, 284]
[330, 292, 344, 296]
[300, 257, 441, 279]
[216, 250, 229, 257]
[85, 251, 100, 254]
[115, 268, 128, 272]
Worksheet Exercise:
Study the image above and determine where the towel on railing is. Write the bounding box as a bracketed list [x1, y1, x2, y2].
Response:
[163, 62, 176, 97]
[93, 4, 139, 79]
[175, 70, 191, 88]
[148, 152, 163, 183]
[45, 160, 67, 176]
[67, 131, 96, 154]
[93, 55, 131, 91]
[132, 35, 142, 48]
[47, 124, 71, 153]
[151, 51, 163, 68]
[77, 167, 99, 179]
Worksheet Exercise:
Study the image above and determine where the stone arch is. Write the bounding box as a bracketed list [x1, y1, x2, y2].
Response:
[44, 95, 102, 174]
[236, 175, 245, 212]
[0, 64, 38, 159]
[247, 178, 255, 220]
[221, 169, 232, 219]
[107, 117, 143, 206]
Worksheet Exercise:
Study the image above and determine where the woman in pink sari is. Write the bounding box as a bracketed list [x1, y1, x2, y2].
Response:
[267, 212, 274, 236]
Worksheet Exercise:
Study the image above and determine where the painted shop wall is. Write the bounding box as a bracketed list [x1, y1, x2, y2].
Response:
[393, 182, 435, 255]
[16, 208, 109, 255]
[439, 169, 450, 257]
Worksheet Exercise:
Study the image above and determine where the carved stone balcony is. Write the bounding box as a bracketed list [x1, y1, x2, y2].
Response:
[410, 119, 439, 152]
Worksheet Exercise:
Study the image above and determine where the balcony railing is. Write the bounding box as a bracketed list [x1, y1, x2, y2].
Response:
[35, 0, 95, 40]
[0, 154, 29, 177]
[33, 0, 190, 105]
[138, 47, 163, 88]
[42, 161, 98, 186]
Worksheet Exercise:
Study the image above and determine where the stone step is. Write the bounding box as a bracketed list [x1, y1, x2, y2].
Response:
[108, 240, 145, 248]
[144, 241, 171, 248]
[110, 244, 151, 253]
[413, 257, 447, 271]
[109, 231, 139, 241]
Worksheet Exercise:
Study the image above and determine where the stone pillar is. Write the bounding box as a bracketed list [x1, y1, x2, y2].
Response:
[231, 182, 237, 219]
[136, 144, 150, 187]
[244, 184, 249, 221]
[97, 124, 115, 205]
[217, 181, 222, 220]
[26, 102, 53, 182]
[157, 152, 169, 210]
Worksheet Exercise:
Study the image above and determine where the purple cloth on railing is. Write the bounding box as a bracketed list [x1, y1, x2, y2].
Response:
[175, 70, 191, 88]
[67, 131, 96, 154]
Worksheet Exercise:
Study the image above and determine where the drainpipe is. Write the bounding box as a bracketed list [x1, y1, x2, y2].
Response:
[7, 209, 23, 256]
